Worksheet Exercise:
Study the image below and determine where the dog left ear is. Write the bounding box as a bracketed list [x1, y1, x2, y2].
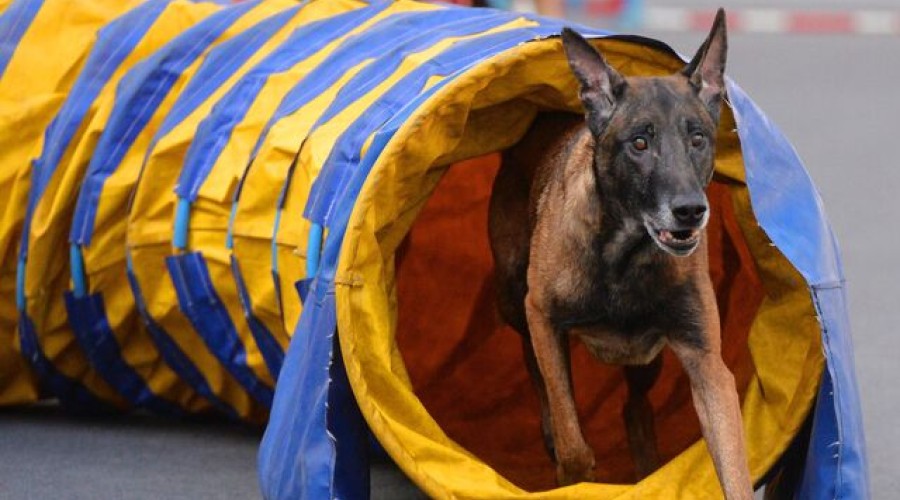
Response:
[561, 27, 626, 136]
[683, 8, 728, 121]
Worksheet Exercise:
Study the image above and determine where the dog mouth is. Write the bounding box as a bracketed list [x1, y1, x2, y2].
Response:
[645, 223, 703, 256]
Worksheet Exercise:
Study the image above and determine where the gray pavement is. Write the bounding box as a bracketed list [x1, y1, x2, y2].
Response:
[1, 17, 895, 500]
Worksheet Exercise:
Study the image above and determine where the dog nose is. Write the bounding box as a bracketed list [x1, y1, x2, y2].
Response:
[671, 198, 707, 225]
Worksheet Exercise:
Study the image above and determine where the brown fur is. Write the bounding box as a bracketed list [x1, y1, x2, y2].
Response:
[487, 10, 752, 499]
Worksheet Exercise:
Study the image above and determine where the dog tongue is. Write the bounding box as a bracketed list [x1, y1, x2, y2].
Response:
[659, 230, 673, 243]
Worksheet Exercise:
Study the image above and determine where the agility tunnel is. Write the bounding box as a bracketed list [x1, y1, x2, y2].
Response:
[0, 0, 867, 498]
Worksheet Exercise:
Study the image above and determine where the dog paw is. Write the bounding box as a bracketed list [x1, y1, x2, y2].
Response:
[556, 453, 596, 486]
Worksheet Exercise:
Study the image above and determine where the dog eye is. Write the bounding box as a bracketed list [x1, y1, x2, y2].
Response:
[632, 136, 648, 151]
[690, 133, 706, 148]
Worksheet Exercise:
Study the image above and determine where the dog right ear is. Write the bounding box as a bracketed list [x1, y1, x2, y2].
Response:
[561, 28, 625, 136]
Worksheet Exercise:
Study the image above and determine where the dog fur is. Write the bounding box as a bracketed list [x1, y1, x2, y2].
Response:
[487, 9, 752, 498]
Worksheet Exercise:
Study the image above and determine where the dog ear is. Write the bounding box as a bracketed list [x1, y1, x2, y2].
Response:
[683, 8, 728, 121]
[561, 27, 625, 136]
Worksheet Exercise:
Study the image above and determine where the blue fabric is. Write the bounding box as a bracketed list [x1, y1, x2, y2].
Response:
[64, 292, 184, 416]
[166, 252, 274, 407]
[729, 80, 868, 497]
[0, 0, 43, 78]
[728, 81, 843, 287]
[231, 254, 284, 380]
[70, 0, 260, 245]
[125, 253, 241, 419]
[799, 286, 870, 499]
[258, 278, 341, 499]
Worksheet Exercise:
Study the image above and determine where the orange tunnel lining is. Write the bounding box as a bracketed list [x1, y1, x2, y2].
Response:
[395, 153, 763, 491]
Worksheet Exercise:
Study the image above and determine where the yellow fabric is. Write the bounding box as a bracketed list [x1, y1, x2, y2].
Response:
[0, 0, 142, 406]
[230, 0, 441, 337]
[22, 0, 223, 415]
[335, 38, 824, 498]
[0, 1, 825, 496]
[109, 0, 301, 420]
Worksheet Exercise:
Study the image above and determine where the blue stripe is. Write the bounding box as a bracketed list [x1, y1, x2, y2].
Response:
[18, 313, 114, 412]
[259, 278, 340, 499]
[125, 252, 241, 419]
[304, 23, 569, 228]
[301, 24, 574, 278]
[263, 8, 504, 284]
[64, 292, 185, 416]
[28, 0, 170, 223]
[0, 0, 43, 78]
[312, 10, 512, 128]
[231, 255, 284, 379]
[250, 7, 471, 179]
[179, 3, 385, 203]
[161, 3, 301, 143]
[17, 0, 169, 311]
[166, 252, 274, 407]
[15, 2, 171, 397]
[69, 0, 261, 245]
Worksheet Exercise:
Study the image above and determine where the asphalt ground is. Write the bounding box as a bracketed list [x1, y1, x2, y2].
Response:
[1, 18, 894, 500]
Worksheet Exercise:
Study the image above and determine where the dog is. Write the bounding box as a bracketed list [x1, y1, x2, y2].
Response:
[487, 9, 752, 498]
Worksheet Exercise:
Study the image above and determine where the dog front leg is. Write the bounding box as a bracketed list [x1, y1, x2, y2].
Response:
[623, 355, 663, 480]
[525, 293, 595, 485]
[672, 343, 752, 500]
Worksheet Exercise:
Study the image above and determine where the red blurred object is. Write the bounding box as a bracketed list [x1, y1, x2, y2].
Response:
[586, 0, 624, 17]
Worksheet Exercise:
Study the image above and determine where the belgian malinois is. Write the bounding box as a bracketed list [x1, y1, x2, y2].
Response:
[488, 10, 752, 498]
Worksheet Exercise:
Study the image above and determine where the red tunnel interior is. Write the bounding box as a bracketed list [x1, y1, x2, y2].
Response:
[395, 153, 764, 491]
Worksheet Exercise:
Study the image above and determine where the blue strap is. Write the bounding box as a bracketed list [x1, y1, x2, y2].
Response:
[0, 0, 43, 78]
[231, 255, 284, 380]
[64, 291, 185, 416]
[166, 252, 274, 407]
[69, 0, 260, 245]
[172, 197, 191, 251]
[125, 251, 241, 419]
[69, 244, 87, 298]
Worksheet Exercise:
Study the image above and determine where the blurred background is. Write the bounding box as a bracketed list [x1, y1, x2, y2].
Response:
[1, 0, 895, 498]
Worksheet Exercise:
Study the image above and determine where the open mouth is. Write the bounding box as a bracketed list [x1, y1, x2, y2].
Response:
[646, 223, 703, 256]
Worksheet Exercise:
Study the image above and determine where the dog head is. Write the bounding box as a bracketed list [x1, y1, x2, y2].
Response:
[561, 10, 728, 257]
